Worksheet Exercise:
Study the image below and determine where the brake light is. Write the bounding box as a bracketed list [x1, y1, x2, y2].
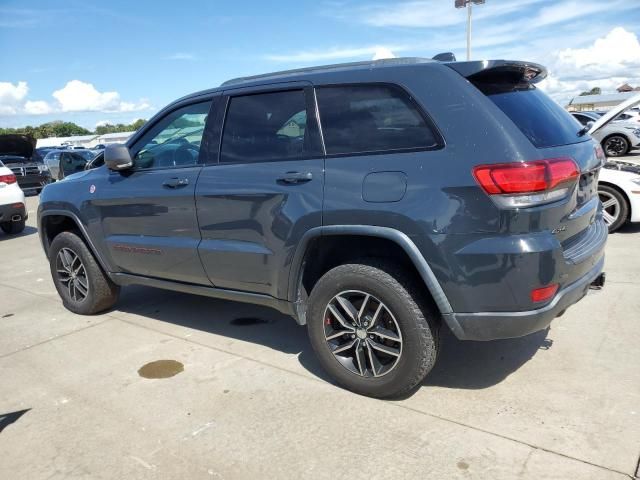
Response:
[472, 158, 579, 208]
[0, 174, 17, 185]
[531, 284, 559, 303]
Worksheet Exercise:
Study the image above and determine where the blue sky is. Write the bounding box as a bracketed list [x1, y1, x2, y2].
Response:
[2, 0, 640, 129]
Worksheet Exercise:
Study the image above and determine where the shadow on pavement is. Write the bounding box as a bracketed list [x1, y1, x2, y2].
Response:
[115, 285, 549, 393]
[616, 222, 640, 234]
[423, 327, 551, 390]
[0, 226, 38, 241]
[0, 409, 30, 433]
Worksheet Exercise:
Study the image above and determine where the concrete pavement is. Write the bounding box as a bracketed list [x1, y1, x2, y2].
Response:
[0, 195, 638, 479]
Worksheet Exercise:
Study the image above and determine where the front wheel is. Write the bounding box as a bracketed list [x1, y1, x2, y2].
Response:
[49, 231, 120, 314]
[599, 184, 629, 232]
[602, 135, 629, 157]
[307, 260, 439, 398]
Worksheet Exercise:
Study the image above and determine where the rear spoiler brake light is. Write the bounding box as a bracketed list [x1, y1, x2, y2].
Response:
[445, 60, 548, 84]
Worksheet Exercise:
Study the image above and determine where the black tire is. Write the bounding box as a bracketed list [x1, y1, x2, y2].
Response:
[307, 260, 439, 399]
[598, 184, 629, 233]
[602, 135, 630, 157]
[49, 231, 120, 314]
[1, 219, 25, 234]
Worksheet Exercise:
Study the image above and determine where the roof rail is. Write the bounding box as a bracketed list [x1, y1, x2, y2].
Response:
[220, 57, 435, 87]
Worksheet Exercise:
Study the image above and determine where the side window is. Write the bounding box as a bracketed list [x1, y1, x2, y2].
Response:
[220, 90, 309, 163]
[573, 114, 589, 126]
[316, 84, 439, 155]
[133, 101, 211, 169]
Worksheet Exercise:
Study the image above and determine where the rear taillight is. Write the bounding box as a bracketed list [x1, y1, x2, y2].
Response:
[0, 174, 17, 185]
[472, 158, 579, 208]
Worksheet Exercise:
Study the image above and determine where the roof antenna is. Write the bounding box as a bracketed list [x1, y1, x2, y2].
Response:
[432, 52, 456, 62]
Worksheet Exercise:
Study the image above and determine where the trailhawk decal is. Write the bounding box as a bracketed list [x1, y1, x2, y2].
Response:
[113, 245, 162, 255]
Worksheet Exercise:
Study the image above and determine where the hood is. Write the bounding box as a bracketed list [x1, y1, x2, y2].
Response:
[603, 159, 640, 175]
[0, 134, 35, 159]
[589, 92, 640, 135]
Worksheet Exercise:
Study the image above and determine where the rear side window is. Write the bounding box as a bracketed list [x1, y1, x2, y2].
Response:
[478, 84, 585, 148]
[316, 84, 439, 155]
[221, 90, 311, 163]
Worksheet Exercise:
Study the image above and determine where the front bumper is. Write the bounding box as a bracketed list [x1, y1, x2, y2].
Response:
[16, 173, 51, 193]
[444, 255, 605, 341]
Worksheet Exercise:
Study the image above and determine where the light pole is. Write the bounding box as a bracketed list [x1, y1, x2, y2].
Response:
[455, 0, 485, 61]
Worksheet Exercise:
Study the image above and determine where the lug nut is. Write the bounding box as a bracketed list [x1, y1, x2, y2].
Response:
[351, 334, 356, 339]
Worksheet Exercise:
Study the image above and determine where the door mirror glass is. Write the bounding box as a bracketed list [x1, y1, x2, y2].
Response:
[105, 144, 133, 171]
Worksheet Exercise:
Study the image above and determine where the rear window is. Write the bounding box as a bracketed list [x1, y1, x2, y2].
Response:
[316, 84, 439, 155]
[477, 84, 585, 148]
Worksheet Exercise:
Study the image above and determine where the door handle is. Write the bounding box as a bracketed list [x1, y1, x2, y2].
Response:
[277, 171, 313, 185]
[163, 177, 189, 188]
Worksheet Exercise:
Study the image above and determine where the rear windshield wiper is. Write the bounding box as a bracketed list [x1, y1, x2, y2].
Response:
[577, 125, 590, 137]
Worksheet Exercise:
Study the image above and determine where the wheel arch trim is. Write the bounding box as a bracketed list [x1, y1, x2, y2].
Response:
[38, 210, 111, 274]
[287, 225, 457, 327]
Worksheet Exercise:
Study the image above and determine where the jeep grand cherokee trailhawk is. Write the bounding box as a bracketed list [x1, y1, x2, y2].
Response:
[39, 57, 607, 398]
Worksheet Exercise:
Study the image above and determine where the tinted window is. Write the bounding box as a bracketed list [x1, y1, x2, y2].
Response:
[133, 101, 211, 169]
[221, 90, 309, 163]
[478, 85, 585, 148]
[316, 84, 438, 155]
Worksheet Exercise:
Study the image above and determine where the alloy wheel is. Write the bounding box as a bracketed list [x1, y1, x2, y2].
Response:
[603, 137, 627, 157]
[599, 190, 620, 227]
[323, 290, 403, 378]
[56, 247, 89, 302]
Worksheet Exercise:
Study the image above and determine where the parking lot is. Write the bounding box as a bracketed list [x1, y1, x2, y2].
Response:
[0, 194, 638, 479]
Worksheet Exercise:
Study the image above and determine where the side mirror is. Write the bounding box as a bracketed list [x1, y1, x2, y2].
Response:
[586, 120, 595, 130]
[104, 144, 133, 171]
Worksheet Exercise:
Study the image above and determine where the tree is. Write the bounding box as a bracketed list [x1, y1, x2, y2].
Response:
[0, 119, 147, 139]
[579, 87, 601, 96]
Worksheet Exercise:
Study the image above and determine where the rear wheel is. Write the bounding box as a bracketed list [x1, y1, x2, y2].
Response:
[307, 260, 439, 398]
[599, 184, 628, 232]
[49, 231, 119, 314]
[1, 219, 25, 234]
[602, 135, 629, 157]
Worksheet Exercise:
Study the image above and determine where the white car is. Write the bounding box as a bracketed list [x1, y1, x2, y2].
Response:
[0, 160, 27, 234]
[588, 93, 640, 232]
[598, 161, 640, 232]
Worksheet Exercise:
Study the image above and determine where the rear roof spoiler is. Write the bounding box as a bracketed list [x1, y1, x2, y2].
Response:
[445, 60, 548, 84]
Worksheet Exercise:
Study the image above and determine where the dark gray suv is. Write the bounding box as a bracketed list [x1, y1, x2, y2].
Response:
[38, 57, 607, 398]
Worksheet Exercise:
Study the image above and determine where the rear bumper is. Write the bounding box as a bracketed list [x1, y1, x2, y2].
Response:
[444, 255, 605, 341]
[0, 202, 27, 223]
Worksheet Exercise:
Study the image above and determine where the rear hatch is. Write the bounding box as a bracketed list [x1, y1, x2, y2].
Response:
[448, 61, 605, 265]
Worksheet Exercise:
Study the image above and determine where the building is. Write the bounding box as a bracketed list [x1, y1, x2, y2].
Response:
[566, 91, 638, 112]
[35, 131, 135, 149]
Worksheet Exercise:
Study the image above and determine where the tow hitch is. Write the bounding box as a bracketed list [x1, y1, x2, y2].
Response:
[590, 272, 606, 290]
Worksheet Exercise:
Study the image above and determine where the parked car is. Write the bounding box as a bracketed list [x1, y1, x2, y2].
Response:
[598, 160, 640, 232]
[0, 159, 27, 234]
[571, 111, 640, 157]
[0, 134, 51, 194]
[93, 144, 106, 150]
[38, 57, 607, 398]
[44, 149, 98, 180]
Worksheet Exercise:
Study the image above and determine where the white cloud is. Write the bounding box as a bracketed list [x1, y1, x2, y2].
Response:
[342, 0, 543, 28]
[265, 45, 406, 62]
[538, 27, 640, 104]
[0, 81, 28, 115]
[372, 47, 396, 60]
[52, 80, 149, 113]
[164, 52, 197, 61]
[24, 100, 53, 115]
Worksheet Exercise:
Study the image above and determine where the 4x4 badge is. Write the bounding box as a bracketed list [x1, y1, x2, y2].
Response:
[551, 226, 566, 234]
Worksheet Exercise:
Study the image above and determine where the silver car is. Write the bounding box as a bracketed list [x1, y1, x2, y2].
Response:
[571, 111, 640, 157]
[44, 149, 98, 180]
